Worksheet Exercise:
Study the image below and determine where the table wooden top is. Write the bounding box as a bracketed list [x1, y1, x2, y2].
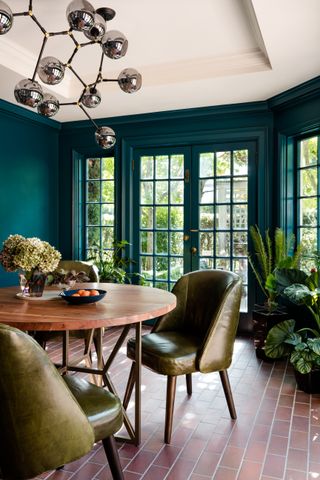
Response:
[0, 283, 176, 331]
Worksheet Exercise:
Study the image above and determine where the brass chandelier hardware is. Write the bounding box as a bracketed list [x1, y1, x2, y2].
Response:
[0, 0, 142, 149]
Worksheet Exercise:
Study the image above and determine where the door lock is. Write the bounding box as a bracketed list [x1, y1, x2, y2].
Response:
[183, 234, 190, 241]
[191, 247, 197, 255]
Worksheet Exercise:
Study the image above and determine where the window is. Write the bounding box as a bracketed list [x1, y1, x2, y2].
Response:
[297, 136, 319, 267]
[82, 156, 115, 257]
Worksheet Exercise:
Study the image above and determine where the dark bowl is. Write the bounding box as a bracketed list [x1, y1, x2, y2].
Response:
[60, 289, 107, 305]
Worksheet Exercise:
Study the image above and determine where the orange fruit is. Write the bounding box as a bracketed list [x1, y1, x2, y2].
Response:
[81, 290, 90, 296]
[90, 290, 100, 296]
[71, 293, 80, 297]
[77, 289, 86, 295]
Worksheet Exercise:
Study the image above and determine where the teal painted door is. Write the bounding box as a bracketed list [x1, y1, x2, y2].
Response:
[133, 142, 256, 312]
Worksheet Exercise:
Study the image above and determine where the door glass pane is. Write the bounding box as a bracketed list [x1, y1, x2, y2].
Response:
[141, 156, 154, 179]
[200, 152, 214, 177]
[216, 151, 231, 176]
[139, 153, 185, 290]
[200, 179, 214, 203]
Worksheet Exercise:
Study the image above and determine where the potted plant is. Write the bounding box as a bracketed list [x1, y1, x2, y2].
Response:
[248, 226, 302, 359]
[265, 269, 320, 393]
[88, 240, 144, 284]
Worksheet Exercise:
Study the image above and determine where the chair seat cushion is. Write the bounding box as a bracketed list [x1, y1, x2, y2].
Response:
[64, 376, 123, 442]
[127, 332, 202, 376]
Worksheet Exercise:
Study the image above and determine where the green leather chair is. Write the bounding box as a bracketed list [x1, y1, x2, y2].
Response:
[35, 259, 100, 354]
[0, 323, 124, 480]
[124, 269, 242, 443]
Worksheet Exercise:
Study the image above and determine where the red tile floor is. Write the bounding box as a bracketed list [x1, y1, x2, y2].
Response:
[36, 326, 320, 480]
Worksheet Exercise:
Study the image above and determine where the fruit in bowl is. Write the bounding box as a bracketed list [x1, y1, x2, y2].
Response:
[60, 288, 106, 304]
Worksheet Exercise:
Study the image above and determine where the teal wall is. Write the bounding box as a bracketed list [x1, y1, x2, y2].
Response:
[0, 99, 60, 287]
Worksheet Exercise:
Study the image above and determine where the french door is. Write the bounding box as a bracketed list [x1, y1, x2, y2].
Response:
[132, 142, 256, 312]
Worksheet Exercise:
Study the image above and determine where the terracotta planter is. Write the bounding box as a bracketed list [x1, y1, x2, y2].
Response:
[294, 369, 320, 394]
[252, 305, 289, 361]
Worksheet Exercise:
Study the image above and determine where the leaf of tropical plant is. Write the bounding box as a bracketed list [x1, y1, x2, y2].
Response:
[291, 355, 312, 374]
[284, 284, 314, 305]
[284, 332, 302, 346]
[274, 268, 307, 294]
[307, 337, 320, 355]
[264, 319, 296, 358]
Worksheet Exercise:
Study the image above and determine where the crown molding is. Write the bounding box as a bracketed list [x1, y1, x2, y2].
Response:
[0, 98, 61, 129]
[268, 76, 320, 110]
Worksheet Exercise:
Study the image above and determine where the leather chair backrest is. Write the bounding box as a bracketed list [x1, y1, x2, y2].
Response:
[58, 260, 99, 282]
[153, 270, 242, 373]
[0, 324, 94, 480]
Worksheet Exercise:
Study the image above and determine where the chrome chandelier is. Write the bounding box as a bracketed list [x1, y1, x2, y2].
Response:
[0, 0, 142, 149]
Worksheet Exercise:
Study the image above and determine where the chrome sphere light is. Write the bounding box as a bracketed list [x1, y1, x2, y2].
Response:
[38, 56, 65, 85]
[84, 12, 106, 41]
[118, 68, 142, 94]
[95, 126, 116, 149]
[66, 0, 95, 31]
[0, 0, 13, 35]
[102, 30, 128, 59]
[81, 87, 101, 108]
[14, 79, 43, 108]
[37, 94, 60, 117]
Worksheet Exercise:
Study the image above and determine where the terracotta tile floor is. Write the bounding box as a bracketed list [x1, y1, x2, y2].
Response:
[34, 326, 320, 480]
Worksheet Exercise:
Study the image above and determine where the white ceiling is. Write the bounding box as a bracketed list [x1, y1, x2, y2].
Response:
[1, 0, 320, 122]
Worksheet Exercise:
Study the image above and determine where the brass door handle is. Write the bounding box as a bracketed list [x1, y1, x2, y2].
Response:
[183, 234, 190, 241]
[191, 247, 197, 255]
[190, 229, 199, 233]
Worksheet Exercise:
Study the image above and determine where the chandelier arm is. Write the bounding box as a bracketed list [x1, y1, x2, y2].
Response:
[13, 12, 30, 17]
[69, 32, 80, 48]
[102, 79, 118, 82]
[92, 51, 105, 88]
[31, 35, 48, 82]
[67, 47, 79, 65]
[78, 104, 98, 129]
[60, 102, 78, 106]
[48, 31, 70, 37]
[30, 14, 47, 35]
[29, 0, 33, 11]
[68, 66, 87, 88]
[80, 41, 96, 47]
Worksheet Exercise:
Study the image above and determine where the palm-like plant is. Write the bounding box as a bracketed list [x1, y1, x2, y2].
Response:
[249, 226, 302, 311]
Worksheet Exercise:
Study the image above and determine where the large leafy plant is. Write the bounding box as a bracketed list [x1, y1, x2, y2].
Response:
[265, 271, 320, 373]
[88, 240, 144, 284]
[248, 226, 302, 312]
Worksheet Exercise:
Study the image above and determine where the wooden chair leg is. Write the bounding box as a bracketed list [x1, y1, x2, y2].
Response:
[165, 375, 177, 444]
[102, 436, 124, 480]
[186, 373, 192, 395]
[123, 362, 135, 410]
[219, 370, 237, 419]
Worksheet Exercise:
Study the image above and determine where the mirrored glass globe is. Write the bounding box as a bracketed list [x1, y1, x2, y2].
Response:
[38, 57, 65, 85]
[0, 1, 13, 35]
[102, 30, 128, 59]
[14, 79, 43, 108]
[84, 12, 106, 41]
[81, 88, 101, 108]
[66, 0, 95, 31]
[95, 126, 116, 149]
[118, 68, 142, 94]
[37, 94, 60, 117]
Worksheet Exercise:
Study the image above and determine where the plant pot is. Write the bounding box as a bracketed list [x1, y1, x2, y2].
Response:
[294, 369, 320, 394]
[252, 304, 289, 361]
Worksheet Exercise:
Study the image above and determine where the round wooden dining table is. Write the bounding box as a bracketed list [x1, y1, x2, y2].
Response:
[0, 282, 177, 445]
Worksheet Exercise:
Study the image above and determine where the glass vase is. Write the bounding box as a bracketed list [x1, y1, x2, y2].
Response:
[27, 270, 47, 297]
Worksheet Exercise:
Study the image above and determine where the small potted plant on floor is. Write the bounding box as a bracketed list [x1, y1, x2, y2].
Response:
[87, 240, 144, 284]
[249, 226, 302, 359]
[265, 267, 320, 393]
